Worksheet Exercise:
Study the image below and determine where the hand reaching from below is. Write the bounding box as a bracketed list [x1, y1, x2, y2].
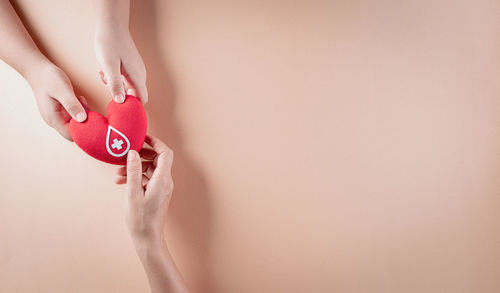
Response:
[115, 135, 174, 241]
[115, 136, 189, 293]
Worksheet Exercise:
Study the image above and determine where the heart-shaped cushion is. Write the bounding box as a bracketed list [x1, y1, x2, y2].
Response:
[69, 95, 147, 165]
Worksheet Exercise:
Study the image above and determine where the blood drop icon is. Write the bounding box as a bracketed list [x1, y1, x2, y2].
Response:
[106, 125, 131, 157]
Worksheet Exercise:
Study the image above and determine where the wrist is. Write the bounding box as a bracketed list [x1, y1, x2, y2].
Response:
[95, 14, 129, 39]
[23, 56, 54, 86]
[127, 218, 165, 245]
[94, 25, 130, 48]
[132, 233, 168, 260]
[95, 25, 129, 38]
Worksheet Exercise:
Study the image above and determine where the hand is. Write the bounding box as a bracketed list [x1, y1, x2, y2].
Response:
[26, 60, 87, 141]
[115, 136, 174, 242]
[94, 28, 148, 104]
[115, 136, 189, 293]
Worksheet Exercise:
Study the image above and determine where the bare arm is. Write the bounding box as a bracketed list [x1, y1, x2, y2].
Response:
[115, 136, 190, 293]
[94, 0, 148, 104]
[0, 0, 86, 139]
[0, 0, 47, 77]
[133, 237, 190, 293]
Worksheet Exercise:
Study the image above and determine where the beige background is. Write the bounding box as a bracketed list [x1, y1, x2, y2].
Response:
[1, 0, 500, 292]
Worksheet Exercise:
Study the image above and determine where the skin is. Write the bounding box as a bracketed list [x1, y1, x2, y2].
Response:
[0, 0, 147, 140]
[95, 0, 148, 104]
[2, 1, 183, 290]
[0, 0, 87, 140]
[115, 136, 190, 293]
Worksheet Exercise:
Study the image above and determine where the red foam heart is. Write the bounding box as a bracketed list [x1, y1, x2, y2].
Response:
[69, 95, 147, 165]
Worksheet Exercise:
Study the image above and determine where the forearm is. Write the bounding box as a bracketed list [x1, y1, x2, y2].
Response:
[94, 0, 148, 102]
[95, 0, 130, 34]
[0, 0, 49, 79]
[133, 236, 190, 293]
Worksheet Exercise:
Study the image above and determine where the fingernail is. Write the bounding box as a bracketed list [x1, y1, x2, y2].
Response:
[128, 150, 137, 161]
[114, 93, 125, 103]
[75, 112, 87, 122]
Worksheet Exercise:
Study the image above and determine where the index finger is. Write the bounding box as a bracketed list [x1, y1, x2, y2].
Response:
[144, 135, 170, 155]
[54, 119, 73, 141]
[144, 136, 174, 181]
[123, 72, 148, 104]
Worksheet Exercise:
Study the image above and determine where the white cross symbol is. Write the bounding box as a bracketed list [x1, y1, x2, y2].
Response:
[111, 138, 124, 150]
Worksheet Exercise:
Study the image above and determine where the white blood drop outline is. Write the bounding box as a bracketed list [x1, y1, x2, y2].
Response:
[106, 125, 130, 157]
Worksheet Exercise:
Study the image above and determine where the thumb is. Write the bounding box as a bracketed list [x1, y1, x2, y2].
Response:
[126, 150, 143, 198]
[58, 93, 87, 123]
[102, 61, 125, 103]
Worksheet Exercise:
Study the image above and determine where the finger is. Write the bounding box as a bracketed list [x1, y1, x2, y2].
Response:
[144, 135, 170, 155]
[136, 83, 148, 104]
[58, 106, 72, 122]
[126, 150, 143, 198]
[77, 96, 90, 112]
[146, 163, 155, 178]
[123, 71, 148, 104]
[78, 96, 88, 107]
[56, 93, 87, 123]
[126, 88, 138, 97]
[142, 175, 149, 187]
[116, 161, 152, 176]
[116, 167, 126, 177]
[153, 155, 158, 168]
[156, 148, 174, 173]
[116, 174, 149, 186]
[39, 98, 73, 141]
[101, 60, 125, 103]
[116, 166, 126, 176]
[149, 146, 174, 184]
[115, 176, 127, 184]
[53, 120, 73, 141]
[139, 148, 157, 160]
[142, 136, 174, 193]
[98, 70, 107, 85]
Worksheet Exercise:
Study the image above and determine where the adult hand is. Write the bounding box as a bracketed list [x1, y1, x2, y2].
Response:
[115, 136, 189, 293]
[26, 60, 87, 141]
[115, 136, 174, 241]
[94, 28, 148, 104]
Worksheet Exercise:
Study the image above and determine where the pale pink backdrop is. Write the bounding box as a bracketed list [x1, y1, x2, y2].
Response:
[1, 0, 500, 292]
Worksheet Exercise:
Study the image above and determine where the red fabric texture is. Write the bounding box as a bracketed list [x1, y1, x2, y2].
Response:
[69, 95, 147, 165]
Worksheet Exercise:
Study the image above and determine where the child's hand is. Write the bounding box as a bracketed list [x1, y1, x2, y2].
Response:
[115, 136, 174, 242]
[27, 61, 87, 141]
[94, 28, 148, 104]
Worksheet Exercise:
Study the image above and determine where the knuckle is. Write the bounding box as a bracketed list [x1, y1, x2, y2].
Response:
[66, 103, 82, 115]
[109, 81, 123, 92]
[127, 165, 140, 174]
[158, 153, 171, 166]
[127, 165, 142, 175]
[108, 77, 122, 85]
[163, 181, 174, 195]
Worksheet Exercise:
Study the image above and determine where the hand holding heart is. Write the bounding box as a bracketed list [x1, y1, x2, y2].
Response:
[26, 61, 87, 141]
[95, 26, 148, 105]
[116, 136, 174, 241]
[69, 95, 147, 165]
